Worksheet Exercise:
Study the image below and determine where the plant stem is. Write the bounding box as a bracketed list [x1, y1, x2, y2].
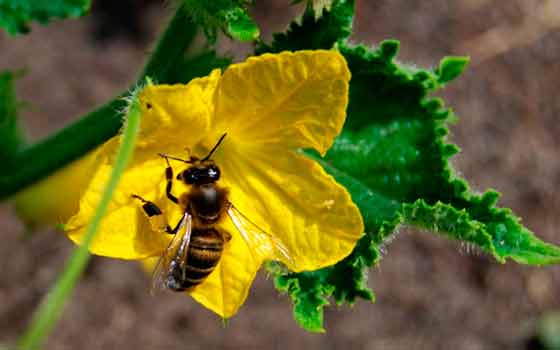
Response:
[140, 5, 198, 81]
[17, 99, 141, 350]
[0, 5, 197, 199]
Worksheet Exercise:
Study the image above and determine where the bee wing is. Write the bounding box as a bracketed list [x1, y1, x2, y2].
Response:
[150, 212, 192, 294]
[227, 203, 294, 267]
[176, 214, 193, 283]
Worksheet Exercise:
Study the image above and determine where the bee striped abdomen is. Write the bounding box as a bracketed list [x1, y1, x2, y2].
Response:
[180, 228, 224, 289]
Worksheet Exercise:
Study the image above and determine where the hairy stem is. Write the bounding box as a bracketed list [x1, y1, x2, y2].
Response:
[17, 98, 141, 350]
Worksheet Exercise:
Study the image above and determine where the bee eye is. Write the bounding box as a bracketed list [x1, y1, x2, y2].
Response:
[180, 169, 198, 184]
[208, 165, 220, 180]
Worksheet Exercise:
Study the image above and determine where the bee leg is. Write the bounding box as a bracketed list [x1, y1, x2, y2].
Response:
[132, 194, 177, 234]
[132, 194, 163, 216]
[159, 154, 179, 204]
[166, 214, 188, 235]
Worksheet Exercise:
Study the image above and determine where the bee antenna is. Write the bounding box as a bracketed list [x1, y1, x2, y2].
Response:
[201, 133, 227, 161]
[158, 153, 189, 164]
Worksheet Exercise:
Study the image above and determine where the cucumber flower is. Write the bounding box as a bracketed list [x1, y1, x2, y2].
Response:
[62, 50, 363, 317]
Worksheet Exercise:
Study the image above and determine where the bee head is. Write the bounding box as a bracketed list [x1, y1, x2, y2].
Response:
[177, 161, 221, 185]
[164, 133, 227, 186]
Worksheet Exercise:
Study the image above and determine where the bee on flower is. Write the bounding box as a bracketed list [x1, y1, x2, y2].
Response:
[60, 50, 363, 318]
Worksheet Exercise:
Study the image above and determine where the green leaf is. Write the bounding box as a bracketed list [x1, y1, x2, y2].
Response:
[435, 56, 470, 84]
[0, 70, 26, 161]
[257, 2, 538, 327]
[225, 7, 259, 41]
[0, 0, 91, 35]
[182, 0, 258, 43]
[255, 0, 354, 54]
[271, 264, 332, 333]
[269, 40, 560, 331]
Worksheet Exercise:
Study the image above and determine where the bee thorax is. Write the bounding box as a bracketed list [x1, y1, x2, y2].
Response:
[188, 184, 227, 224]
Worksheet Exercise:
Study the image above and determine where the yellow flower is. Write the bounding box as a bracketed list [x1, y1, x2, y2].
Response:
[64, 50, 364, 318]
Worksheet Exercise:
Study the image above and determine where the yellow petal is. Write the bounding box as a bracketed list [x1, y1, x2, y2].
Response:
[189, 218, 262, 318]
[208, 50, 350, 156]
[66, 72, 221, 259]
[135, 70, 219, 156]
[218, 143, 363, 272]
[206, 50, 362, 271]
[65, 154, 174, 259]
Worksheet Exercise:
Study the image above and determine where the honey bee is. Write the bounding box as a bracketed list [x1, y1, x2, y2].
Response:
[133, 134, 291, 293]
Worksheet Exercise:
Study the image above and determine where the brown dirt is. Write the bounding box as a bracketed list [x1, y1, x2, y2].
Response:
[1, 1, 560, 349]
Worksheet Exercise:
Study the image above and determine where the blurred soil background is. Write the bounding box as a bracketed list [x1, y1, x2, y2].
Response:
[1, 0, 560, 349]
